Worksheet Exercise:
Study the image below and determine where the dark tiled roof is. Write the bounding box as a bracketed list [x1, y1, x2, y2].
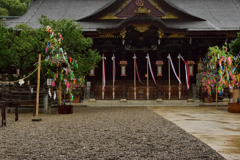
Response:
[4, 0, 240, 32]
[168, 0, 240, 30]
[5, 0, 112, 29]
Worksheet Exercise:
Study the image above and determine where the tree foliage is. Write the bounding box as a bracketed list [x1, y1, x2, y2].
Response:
[0, 15, 101, 87]
[0, 0, 30, 16]
[0, 23, 47, 81]
[0, 7, 8, 16]
[229, 31, 240, 55]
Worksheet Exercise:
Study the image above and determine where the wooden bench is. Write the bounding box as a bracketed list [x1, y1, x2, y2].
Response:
[0, 101, 6, 127]
[1, 85, 58, 126]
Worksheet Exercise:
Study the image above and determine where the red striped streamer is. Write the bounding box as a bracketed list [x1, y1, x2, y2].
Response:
[133, 54, 143, 84]
[179, 54, 190, 89]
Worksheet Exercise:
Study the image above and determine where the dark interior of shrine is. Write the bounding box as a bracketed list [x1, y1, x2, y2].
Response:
[92, 36, 228, 87]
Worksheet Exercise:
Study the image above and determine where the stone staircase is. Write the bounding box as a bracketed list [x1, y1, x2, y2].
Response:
[71, 99, 228, 107]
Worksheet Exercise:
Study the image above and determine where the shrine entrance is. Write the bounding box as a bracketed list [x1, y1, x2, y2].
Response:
[90, 25, 197, 101]
[92, 49, 189, 100]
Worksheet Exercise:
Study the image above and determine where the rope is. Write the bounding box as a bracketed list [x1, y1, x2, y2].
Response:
[0, 66, 39, 84]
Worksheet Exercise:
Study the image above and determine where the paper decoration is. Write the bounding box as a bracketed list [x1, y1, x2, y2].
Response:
[18, 79, 25, 86]
[48, 88, 52, 98]
[53, 91, 56, 100]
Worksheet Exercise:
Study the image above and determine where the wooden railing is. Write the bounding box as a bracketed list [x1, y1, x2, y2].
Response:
[92, 80, 189, 100]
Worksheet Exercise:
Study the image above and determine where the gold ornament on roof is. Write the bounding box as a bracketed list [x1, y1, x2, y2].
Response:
[120, 30, 127, 39]
[158, 30, 164, 38]
[134, 25, 150, 33]
[135, 6, 151, 14]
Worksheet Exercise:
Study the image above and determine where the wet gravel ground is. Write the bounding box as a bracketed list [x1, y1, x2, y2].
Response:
[0, 107, 225, 160]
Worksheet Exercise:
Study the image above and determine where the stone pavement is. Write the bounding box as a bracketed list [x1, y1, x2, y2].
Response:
[149, 106, 240, 160]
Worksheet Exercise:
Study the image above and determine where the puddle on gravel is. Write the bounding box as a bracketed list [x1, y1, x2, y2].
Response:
[177, 114, 194, 118]
[185, 119, 201, 121]
[222, 127, 239, 132]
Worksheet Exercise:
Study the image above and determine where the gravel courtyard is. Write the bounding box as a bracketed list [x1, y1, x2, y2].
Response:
[0, 107, 225, 160]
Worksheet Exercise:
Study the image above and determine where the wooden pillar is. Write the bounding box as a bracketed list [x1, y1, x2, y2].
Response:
[156, 50, 163, 102]
[35, 53, 41, 117]
[146, 54, 149, 100]
[133, 54, 136, 100]
[120, 50, 127, 101]
[102, 54, 105, 100]
[187, 49, 195, 102]
[89, 76, 96, 102]
[112, 54, 115, 100]
[178, 54, 181, 99]
[168, 54, 171, 100]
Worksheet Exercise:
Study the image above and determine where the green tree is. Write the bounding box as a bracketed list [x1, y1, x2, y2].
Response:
[0, 23, 47, 81]
[0, 15, 101, 89]
[230, 31, 240, 56]
[0, 7, 8, 16]
[0, 0, 30, 16]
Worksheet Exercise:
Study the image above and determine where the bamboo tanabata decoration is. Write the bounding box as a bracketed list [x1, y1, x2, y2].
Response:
[45, 26, 85, 103]
[200, 44, 240, 96]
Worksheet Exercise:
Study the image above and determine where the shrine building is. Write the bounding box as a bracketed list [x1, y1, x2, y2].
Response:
[4, 0, 240, 102]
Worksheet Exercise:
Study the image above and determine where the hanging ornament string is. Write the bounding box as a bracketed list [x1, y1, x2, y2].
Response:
[167, 54, 182, 84]
[146, 54, 158, 86]
[0, 65, 39, 84]
[133, 55, 143, 84]
[179, 54, 190, 89]
[112, 54, 116, 83]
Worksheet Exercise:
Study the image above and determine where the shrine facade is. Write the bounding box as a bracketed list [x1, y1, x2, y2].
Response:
[5, 0, 240, 101]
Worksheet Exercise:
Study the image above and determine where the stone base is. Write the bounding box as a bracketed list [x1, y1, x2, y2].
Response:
[228, 103, 240, 113]
[120, 99, 127, 102]
[222, 98, 230, 102]
[156, 99, 163, 102]
[89, 99, 96, 102]
[187, 99, 194, 102]
[58, 105, 73, 114]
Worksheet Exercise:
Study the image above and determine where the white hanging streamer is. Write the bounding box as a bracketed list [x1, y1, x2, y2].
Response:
[112, 54, 116, 83]
[167, 54, 182, 84]
[146, 54, 158, 86]
[48, 88, 52, 98]
[53, 91, 56, 100]
[102, 55, 106, 90]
